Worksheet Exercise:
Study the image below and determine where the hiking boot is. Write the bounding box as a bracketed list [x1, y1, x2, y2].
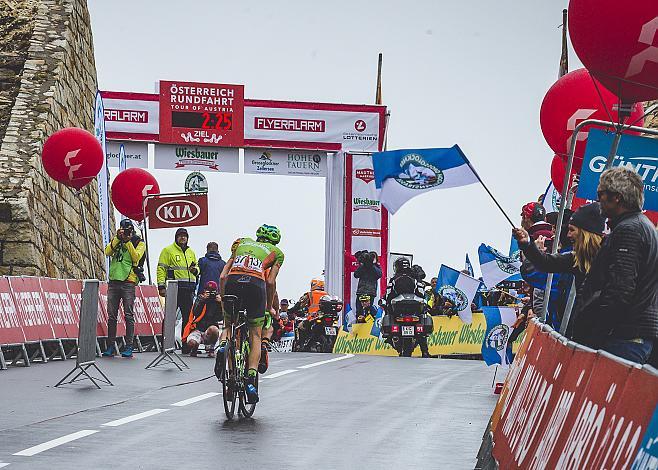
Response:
[258, 344, 269, 374]
[102, 345, 116, 357]
[121, 346, 134, 358]
[245, 375, 259, 404]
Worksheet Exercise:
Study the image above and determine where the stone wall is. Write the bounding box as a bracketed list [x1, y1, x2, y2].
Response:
[0, 0, 107, 279]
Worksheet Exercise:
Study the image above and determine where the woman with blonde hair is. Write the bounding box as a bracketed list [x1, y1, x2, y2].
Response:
[512, 202, 606, 345]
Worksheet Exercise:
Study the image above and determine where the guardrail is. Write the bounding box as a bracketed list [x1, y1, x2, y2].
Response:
[0, 276, 164, 369]
[477, 319, 658, 469]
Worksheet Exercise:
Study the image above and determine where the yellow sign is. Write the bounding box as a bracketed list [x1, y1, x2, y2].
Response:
[333, 313, 519, 357]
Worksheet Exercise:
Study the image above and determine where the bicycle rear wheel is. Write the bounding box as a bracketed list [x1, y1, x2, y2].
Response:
[222, 340, 238, 420]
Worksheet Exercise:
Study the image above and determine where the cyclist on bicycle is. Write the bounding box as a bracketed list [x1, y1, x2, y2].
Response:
[216, 224, 284, 404]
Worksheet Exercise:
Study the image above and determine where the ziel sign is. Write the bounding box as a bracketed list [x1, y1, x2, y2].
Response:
[578, 129, 658, 211]
[147, 194, 208, 229]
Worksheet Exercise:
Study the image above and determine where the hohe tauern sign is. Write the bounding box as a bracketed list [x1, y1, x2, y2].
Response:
[147, 194, 208, 229]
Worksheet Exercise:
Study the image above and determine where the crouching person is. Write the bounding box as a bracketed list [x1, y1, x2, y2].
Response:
[183, 281, 222, 357]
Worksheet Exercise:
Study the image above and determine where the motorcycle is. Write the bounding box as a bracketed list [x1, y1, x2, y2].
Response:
[381, 274, 433, 357]
[295, 295, 342, 353]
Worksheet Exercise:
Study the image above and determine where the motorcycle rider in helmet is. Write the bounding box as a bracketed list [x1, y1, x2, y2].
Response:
[295, 278, 328, 348]
[383, 258, 437, 358]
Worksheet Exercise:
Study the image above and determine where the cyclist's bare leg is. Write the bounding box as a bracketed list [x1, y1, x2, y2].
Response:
[247, 325, 262, 372]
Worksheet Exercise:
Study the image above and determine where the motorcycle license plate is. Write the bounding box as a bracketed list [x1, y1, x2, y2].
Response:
[402, 326, 414, 336]
[325, 327, 337, 336]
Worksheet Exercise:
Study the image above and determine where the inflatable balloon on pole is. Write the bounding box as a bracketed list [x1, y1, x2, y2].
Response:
[111, 168, 160, 283]
[111, 168, 160, 221]
[41, 127, 105, 274]
[41, 127, 104, 190]
[569, 0, 658, 103]
[540, 68, 645, 166]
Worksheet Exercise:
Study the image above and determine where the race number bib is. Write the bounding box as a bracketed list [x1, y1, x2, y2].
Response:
[233, 254, 264, 275]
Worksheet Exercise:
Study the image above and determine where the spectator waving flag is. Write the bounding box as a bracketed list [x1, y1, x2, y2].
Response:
[372, 146, 478, 214]
[506, 236, 523, 282]
[465, 254, 474, 277]
[481, 306, 517, 366]
[478, 243, 521, 288]
[436, 265, 480, 324]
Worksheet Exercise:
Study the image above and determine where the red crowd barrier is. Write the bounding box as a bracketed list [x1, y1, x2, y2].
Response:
[490, 319, 658, 469]
[0, 276, 165, 346]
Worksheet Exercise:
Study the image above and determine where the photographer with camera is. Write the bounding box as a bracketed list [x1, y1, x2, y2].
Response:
[182, 280, 222, 357]
[353, 250, 382, 318]
[157, 227, 198, 353]
[102, 219, 146, 358]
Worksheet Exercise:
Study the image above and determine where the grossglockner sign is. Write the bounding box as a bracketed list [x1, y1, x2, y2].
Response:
[147, 194, 208, 229]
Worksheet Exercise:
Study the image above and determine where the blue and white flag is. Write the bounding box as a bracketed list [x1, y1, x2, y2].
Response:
[506, 236, 523, 282]
[436, 265, 480, 324]
[372, 146, 478, 214]
[370, 307, 384, 338]
[478, 243, 522, 289]
[542, 182, 562, 214]
[342, 304, 356, 332]
[481, 306, 518, 366]
[465, 254, 474, 277]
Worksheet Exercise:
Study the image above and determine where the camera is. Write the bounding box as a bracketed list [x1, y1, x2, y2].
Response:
[207, 289, 218, 298]
[133, 266, 146, 283]
[355, 250, 377, 265]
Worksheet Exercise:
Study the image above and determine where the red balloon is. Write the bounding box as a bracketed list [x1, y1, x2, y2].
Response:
[111, 168, 160, 221]
[569, 0, 658, 103]
[551, 155, 579, 195]
[540, 69, 645, 161]
[41, 128, 104, 190]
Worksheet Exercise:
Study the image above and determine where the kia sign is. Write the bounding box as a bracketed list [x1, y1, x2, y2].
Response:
[147, 194, 209, 229]
[578, 129, 658, 211]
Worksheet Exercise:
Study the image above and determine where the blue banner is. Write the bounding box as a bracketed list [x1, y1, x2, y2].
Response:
[578, 128, 658, 211]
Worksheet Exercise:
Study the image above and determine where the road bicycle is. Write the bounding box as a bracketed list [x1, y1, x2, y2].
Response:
[219, 294, 258, 419]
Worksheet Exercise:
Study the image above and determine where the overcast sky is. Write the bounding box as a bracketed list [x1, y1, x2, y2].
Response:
[88, 0, 580, 300]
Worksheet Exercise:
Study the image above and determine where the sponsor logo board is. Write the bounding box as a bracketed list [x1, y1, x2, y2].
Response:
[105, 141, 148, 169]
[147, 193, 208, 229]
[154, 143, 239, 173]
[243, 148, 327, 177]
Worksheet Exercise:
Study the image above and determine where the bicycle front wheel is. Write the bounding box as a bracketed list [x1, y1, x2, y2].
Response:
[222, 340, 238, 420]
[238, 331, 257, 418]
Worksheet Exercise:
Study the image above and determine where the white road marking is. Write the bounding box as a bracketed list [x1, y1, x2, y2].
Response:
[0, 463, 10, 468]
[101, 409, 169, 427]
[262, 369, 298, 379]
[13, 430, 99, 457]
[298, 354, 354, 369]
[171, 392, 220, 407]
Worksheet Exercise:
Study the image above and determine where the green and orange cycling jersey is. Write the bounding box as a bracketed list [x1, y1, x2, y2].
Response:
[228, 237, 285, 281]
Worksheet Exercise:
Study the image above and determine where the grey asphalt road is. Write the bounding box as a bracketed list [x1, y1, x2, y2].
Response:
[0, 352, 497, 469]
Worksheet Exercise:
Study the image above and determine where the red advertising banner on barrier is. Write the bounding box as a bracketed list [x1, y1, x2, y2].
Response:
[0, 278, 24, 344]
[491, 321, 658, 469]
[9, 277, 54, 341]
[39, 278, 79, 339]
[132, 293, 154, 336]
[139, 285, 164, 335]
[147, 193, 209, 229]
[159, 80, 244, 147]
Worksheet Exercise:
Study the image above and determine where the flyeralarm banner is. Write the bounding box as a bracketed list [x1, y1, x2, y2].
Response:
[244, 100, 385, 152]
[153, 144, 239, 173]
[159, 80, 245, 148]
[243, 148, 327, 177]
[100, 91, 160, 141]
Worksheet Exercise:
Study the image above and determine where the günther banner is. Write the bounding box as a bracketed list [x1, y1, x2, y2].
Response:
[578, 128, 658, 211]
[243, 148, 327, 177]
[344, 154, 388, 328]
[154, 143, 239, 172]
[105, 141, 148, 168]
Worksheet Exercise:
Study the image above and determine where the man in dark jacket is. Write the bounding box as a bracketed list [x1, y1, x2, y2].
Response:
[592, 167, 658, 363]
[353, 250, 382, 317]
[196, 242, 226, 295]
